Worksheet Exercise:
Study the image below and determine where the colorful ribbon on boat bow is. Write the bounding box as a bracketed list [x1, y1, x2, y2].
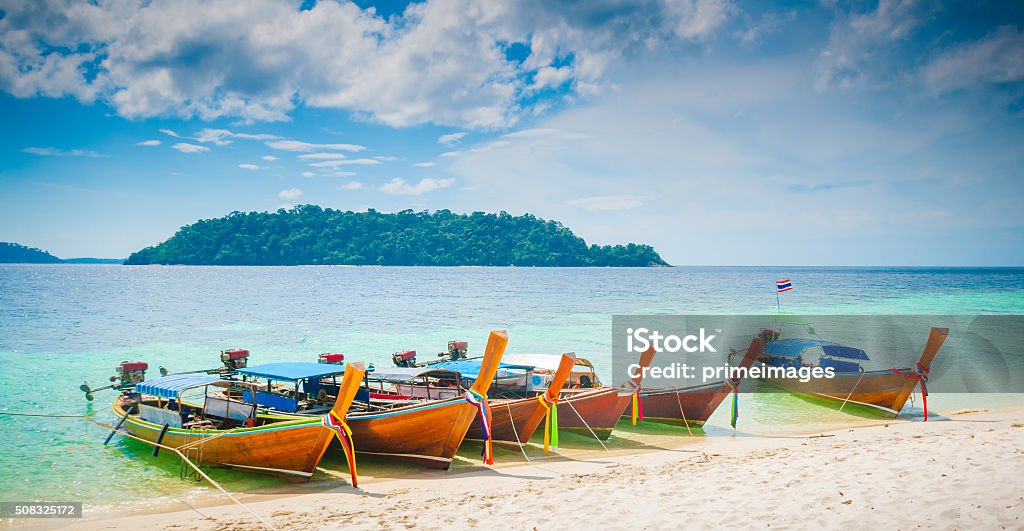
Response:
[536, 394, 559, 453]
[725, 377, 740, 429]
[465, 389, 494, 465]
[628, 381, 644, 425]
[322, 412, 358, 487]
[890, 362, 929, 421]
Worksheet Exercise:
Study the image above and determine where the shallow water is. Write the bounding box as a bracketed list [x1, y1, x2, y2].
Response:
[1, 265, 1022, 508]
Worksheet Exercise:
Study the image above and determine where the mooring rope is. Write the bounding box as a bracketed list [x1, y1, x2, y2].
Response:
[562, 395, 610, 452]
[0, 411, 275, 531]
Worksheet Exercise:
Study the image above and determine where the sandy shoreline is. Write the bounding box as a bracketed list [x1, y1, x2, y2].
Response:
[45, 406, 1023, 530]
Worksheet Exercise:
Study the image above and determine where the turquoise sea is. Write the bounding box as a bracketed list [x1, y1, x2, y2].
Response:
[1, 265, 1022, 510]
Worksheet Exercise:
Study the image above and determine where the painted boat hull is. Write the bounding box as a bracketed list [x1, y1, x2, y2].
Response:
[346, 398, 478, 469]
[628, 381, 733, 427]
[555, 387, 633, 440]
[112, 399, 330, 479]
[465, 396, 547, 444]
[760, 367, 921, 416]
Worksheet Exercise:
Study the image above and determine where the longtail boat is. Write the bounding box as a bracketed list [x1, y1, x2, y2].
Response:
[628, 338, 765, 428]
[758, 326, 948, 418]
[463, 352, 577, 447]
[111, 361, 365, 481]
[504, 347, 657, 441]
[342, 330, 509, 469]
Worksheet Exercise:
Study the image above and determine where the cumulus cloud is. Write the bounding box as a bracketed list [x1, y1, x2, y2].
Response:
[814, 0, 932, 91]
[0, 0, 734, 129]
[922, 25, 1024, 94]
[135, 140, 161, 147]
[266, 140, 367, 152]
[238, 163, 260, 170]
[171, 142, 209, 153]
[380, 177, 455, 195]
[438, 132, 467, 146]
[298, 153, 347, 160]
[21, 146, 102, 157]
[278, 187, 303, 199]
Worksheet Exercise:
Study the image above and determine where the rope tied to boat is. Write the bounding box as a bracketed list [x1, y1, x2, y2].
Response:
[464, 389, 494, 465]
[725, 376, 741, 429]
[536, 393, 559, 453]
[889, 362, 929, 421]
[322, 412, 359, 487]
[627, 380, 644, 425]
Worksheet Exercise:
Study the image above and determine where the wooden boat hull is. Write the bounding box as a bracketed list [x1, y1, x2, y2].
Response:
[112, 399, 330, 479]
[760, 367, 921, 416]
[555, 387, 633, 440]
[346, 399, 477, 469]
[628, 382, 731, 427]
[465, 396, 546, 445]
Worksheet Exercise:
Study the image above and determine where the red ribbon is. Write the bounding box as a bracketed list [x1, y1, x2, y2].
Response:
[890, 363, 929, 421]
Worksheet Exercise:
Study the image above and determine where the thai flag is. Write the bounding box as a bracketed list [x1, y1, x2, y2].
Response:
[776, 279, 793, 292]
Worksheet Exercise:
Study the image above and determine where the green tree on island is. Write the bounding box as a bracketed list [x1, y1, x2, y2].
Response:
[125, 206, 668, 267]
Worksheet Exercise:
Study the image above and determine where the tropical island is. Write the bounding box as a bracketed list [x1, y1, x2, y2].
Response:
[0, 242, 123, 264]
[126, 206, 668, 267]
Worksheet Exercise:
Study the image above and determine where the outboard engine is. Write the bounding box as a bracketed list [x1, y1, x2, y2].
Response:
[220, 348, 249, 370]
[81, 361, 148, 401]
[319, 353, 345, 365]
[392, 350, 417, 367]
[438, 341, 468, 361]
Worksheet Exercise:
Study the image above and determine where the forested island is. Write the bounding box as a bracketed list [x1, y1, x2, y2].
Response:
[126, 206, 668, 267]
[0, 242, 62, 263]
[0, 242, 123, 264]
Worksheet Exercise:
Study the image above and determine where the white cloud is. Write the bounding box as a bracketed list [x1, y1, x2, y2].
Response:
[266, 140, 367, 152]
[308, 158, 380, 168]
[20, 146, 102, 157]
[238, 163, 260, 170]
[301, 171, 316, 177]
[159, 129, 182, 138]
[373, 155, 398, 161]
[171, 142, 210, 153]
[298, 153, 347, 160]
[566, 195, 644, 211]
[339, 181, 363, 190]
[195, 128, 279, 145]
[380, 177, 455, 195]
[261, 155, 278, 161]
[922, 26, 1024, 94]
[438, 132, 467, 146]
[440, 151, 461, 157]
[278, 187, 303, 199]
[413, 162, 437, 167]
[0, 0, 734, 129]
[135, 140, 161, 147]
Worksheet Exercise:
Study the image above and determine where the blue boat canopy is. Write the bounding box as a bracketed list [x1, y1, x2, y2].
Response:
[237, 362, 347, 382]
[764, 339, 870, 361]
[430, 360, 534, 380]
[135, 373, 223, 399]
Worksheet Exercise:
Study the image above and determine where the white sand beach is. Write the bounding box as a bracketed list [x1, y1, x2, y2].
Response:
[67, 407, 1024, 530]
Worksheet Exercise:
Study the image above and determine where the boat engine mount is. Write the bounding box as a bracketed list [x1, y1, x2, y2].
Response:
[438, 341, 468, 361]
[392, 350, 417, 367]
[220, 348, 249, 370]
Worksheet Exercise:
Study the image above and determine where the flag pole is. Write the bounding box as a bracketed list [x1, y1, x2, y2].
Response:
[776, 289, 780, 312]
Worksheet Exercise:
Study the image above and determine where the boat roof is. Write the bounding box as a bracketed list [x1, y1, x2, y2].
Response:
[503, 353, 594, 372]
[429, 360, 534, 380]
[135, 373, 224, 398]
[236, 362, 346, 381]
[764, 339, 870, 361]
[367, 367, 462, 384]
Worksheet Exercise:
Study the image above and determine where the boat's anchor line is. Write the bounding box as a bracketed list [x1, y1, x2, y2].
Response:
[0, 411, 276, 531]
[563, 397, 610, 452]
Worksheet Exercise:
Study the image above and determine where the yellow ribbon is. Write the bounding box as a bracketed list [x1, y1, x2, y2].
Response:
[536, 394, 559, 453]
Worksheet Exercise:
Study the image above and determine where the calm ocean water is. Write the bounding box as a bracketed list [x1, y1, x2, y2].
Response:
[1, 265, 1023, 509]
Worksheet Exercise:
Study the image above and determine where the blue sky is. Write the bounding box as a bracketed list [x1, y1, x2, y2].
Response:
[0, 0, 1022, 265]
